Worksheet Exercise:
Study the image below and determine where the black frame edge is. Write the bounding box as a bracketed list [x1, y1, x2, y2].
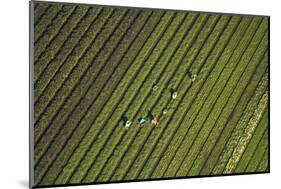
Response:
[29, 1, 35, 188]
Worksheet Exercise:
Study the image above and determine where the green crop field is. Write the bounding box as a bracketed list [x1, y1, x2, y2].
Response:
[31, 1, 269, 188]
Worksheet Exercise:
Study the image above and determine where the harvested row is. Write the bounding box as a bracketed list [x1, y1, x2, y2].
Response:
[52, 11, 176, 185]
[121, 15, 232, 181]
[34, 5, 87, 64]
[244, 126, 268, 172]
[188, 54, 268, 176]
[224, 89, 268, 173]
[234, 109, 268, 173]
[34, 4, 63, 43]
[34, 9, 137, 170]
[200, 67, 268, 175]
[37, 10, 155, 185]
[212, 84, 268, 174]
[173, 20, 268, 177]
[176, 34, 268, 177]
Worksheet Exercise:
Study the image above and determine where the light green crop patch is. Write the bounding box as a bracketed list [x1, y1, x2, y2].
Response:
[30, 1, 269, 188]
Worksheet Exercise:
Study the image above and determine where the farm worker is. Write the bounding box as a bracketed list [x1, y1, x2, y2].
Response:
[172, 91, 177, 99]
[125, 120, 132, 130]
[151, 115, 159, 128]
[191, 73, 197, 82]
[139, 118, 147, 127]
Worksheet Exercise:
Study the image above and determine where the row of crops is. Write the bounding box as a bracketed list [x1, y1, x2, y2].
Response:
[32, 1, 269, 187]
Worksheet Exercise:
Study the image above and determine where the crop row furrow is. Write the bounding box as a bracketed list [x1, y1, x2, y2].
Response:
[224, 89, 268, 173]
[34, 8, 116, 139]
[256, 148, 269, 172]
[33, 7, 94, 80]
[34, 5, 77, 62]
[33, 7, 101, 86]
[94, 13, 200, 183]
[34, 9, 134, 171]
[178, 37, 268, 177]
[34, 5, 88, 64]
[34, 3, 50, 25]
[146, 16, 249, 179]
[174, 22, 268, 177]
[53, 11, 174, 185]
[245, 127, 268, 172]
[102, 13, 208, 182]
[68, 12, 186, 184]
[52, 10, 166, 185]
[114, 14, 218, 181]
[33, 7, 104, 116]
[211, 80, 268, 174]
[34, 4, 64, 43]
[135, 15, 236, 180]
[151, 16, 252, 178]
[132, 15, 233, 181]
[38, 10, 152, 185]
[107, 14, 215, 182]
[84, 12, 197, 183]
[33, 8, 127, 185]
[34, 4, 51, 26]
[199, 64, 268, 175]
[34, 8, 123, 163]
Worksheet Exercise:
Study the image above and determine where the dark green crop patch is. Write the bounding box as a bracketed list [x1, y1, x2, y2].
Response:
[30, 1, 269, 188]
